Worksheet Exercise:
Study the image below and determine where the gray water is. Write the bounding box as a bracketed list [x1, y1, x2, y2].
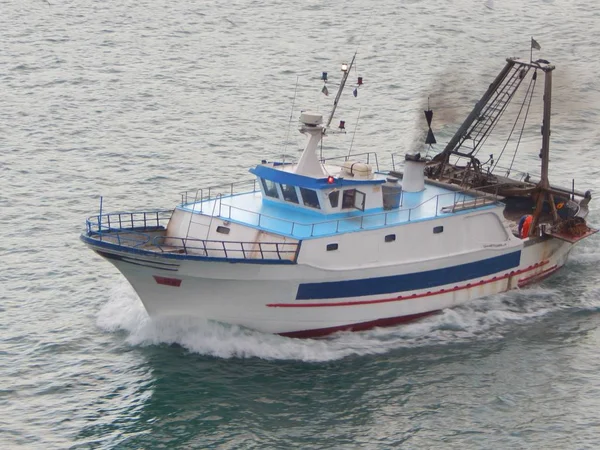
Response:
[2, 0, 600, 448]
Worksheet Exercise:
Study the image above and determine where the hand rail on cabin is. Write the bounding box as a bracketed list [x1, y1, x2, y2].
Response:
[211, 186, 502, 237]
[87, 186, 501, 248]
[179, 153, 384, 208]
[242, 151, 382, 172]
[180, 179, 260, 209]
[320, 151, 380, 172]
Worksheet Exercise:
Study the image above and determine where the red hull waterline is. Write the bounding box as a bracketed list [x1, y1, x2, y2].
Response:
[279, 310, 439, 339]
[278, 264, 563, 338]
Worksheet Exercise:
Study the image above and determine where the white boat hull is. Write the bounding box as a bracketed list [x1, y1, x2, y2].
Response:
[89, 235, 572, 337]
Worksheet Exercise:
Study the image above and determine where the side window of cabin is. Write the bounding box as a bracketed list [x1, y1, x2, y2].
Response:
[261, 178, 279, 199]
[342, 189, 366, 211]
[329, 190, 340, 208]
[342, 189, 355, 209]
[216, 226, 230, 235]
[299, 188, 321, 209]
[280, 184, 299, 203]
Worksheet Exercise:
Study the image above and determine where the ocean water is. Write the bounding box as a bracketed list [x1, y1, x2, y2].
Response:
[2, 0, 600, 448]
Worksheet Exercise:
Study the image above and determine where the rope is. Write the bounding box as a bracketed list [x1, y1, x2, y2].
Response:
[347, 108, 362, 157]
[282, 76, 299, 155]
[505, 72, 537, 176]
[490, 71, 537, 173]
[471, 68, 529, 159]
[455, 66, 525, 164]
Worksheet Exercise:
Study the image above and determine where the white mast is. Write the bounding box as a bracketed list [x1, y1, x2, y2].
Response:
[294, 55, 356, 178]
[295, 112, 327, 177]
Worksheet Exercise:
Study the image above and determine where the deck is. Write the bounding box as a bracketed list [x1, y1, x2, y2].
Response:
[180, 183, 499, 239]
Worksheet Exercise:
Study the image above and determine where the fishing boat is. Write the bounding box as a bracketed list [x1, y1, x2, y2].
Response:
[82, 52, 596, 338]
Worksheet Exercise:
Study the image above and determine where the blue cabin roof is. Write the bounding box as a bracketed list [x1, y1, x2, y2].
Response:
[250, 164, 385, 190]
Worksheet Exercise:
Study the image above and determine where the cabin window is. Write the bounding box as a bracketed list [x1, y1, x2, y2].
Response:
[216, 226, 230, 235]
[385, 234, 396, 242]
[326, 243, 338, 251]
[342, 189, 355, 208]
[329, 190, 340, 208]
[299, 188, 321, 209]
[342, 189, 366, 211]
[280, 184, 299, 203]
[433, 226, 444, 234]
[261, 178, 279, 199]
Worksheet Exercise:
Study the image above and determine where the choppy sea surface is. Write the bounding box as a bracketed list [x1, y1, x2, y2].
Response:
[2, 0, 600, 448]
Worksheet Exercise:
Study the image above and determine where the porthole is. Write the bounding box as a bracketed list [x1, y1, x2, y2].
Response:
[385, 234, 396, 242]
[216, 226, 230, 235]
[326, 243, 338, 251]
[433, 226, 444, 234]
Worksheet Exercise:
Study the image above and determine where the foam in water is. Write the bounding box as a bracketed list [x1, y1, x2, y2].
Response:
[95, 279, 590, 362]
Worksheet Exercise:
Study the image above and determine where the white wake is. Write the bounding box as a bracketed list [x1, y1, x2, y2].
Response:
[95, 277, 593, 362]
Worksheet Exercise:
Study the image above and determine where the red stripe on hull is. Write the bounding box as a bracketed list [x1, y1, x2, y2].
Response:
[278, 310, 439, 338]
[268, 260, 550, 308]
[517, 265, 560, 287]
[278, 264, 563, 338]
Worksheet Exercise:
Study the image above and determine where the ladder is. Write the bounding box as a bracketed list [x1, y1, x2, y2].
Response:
[461, 64, 531, 156]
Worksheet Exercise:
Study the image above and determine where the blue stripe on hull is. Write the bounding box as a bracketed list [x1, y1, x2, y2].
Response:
[296, 251, 521, 300]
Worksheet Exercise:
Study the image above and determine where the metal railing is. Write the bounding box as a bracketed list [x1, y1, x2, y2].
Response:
[180, 179, 259, 208]
[389, 151, 538, 184]
[84, 210, 299, 261]
[320, 151, 380, 172]
[211, 186, 502, 238]
[86, 182, 502, 245]
[86, 210, 172, 234]
[178, 152, 381, 208]
[152, 236, 299, 261]
[85, 210, 173, 247]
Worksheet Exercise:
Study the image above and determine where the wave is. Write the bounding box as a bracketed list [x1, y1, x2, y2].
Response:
[96, 280, 593, 362]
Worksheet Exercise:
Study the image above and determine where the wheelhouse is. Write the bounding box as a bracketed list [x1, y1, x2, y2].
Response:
[250, 162, 386, 215]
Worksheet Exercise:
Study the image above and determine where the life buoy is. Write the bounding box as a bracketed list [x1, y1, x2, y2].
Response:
[521, 215, 533, 238]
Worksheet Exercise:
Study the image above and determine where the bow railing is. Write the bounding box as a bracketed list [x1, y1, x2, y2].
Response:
[83, 210, 299, 261]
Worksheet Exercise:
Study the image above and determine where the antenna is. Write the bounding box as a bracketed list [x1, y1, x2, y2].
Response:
[98, 196, 103, 232]
[325, 52, 357, 131]
[347, 108, 362, 157]
[283, 76, 299, 155]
